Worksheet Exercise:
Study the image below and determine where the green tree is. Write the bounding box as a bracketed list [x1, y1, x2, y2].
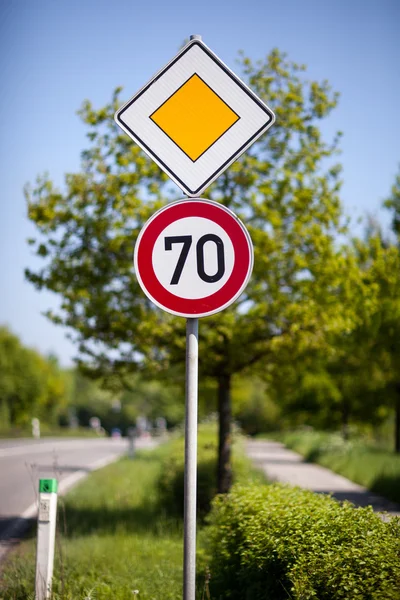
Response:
[65, 367, 185, 433]
[357, 175, 400, 450]
[332, 238, 399, 447]
[231, 375, 280, 435]
[26, 48, 349, 492]
[0, 327, 41, 426]
[0, 327, 67, 427]
[266, 235, 400, 441]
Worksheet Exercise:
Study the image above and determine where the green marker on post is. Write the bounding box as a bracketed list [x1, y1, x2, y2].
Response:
[36, 478, 58, 599]
[39, 479, 58, 494]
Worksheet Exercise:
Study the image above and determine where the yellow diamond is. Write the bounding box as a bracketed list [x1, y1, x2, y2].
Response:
[150, 74, 240, 162]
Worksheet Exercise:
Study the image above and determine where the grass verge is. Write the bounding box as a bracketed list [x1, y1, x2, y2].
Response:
[0, 425, 264, 599]
[272, 429, 400, 505]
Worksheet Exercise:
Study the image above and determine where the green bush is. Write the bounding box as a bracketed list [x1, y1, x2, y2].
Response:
[157, 425, 265, 520]
[157, 425, 219, 519]
[205, 483, 400, 599]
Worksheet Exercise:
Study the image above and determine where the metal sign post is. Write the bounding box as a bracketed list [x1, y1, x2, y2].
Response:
[133, 196, 253, 600]
[183, 317, 198, 600]
[115, 32, 275, 600]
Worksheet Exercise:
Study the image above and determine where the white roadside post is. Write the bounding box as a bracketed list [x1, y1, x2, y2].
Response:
[114, 32, 274, 600]
[32, 417, 41, 439]
[35, 478, 58, 600]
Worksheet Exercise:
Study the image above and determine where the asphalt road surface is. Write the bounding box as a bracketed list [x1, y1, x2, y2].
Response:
[0, 436, 156, 559]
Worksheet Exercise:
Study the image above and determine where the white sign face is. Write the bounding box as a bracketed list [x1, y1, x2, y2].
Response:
[134, 199, 254, 318]
[115, 39, 275, 197]
[152, 217, 235, 300]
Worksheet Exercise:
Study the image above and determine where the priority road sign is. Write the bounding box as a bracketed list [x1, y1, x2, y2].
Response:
[115, 38, 275, 197]
[134, 199, 254, 318]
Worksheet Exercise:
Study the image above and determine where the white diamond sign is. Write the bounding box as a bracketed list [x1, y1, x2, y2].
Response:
[115, 38, 275, 197]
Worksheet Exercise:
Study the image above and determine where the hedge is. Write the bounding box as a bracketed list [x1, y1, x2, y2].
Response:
[157, 426, 218, 519]
[205, 483, 400, 599]
[157, 425, 265, 519]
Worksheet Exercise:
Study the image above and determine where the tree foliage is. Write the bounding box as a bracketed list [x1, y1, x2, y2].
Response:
[67, 368, 185, 433]
[0, 326, 67, 427]
[266, 231, 400, 444]
[26, 48, 357, 490]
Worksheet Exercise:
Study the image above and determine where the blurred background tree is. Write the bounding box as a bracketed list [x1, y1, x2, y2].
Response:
[0, 326, 67, 428]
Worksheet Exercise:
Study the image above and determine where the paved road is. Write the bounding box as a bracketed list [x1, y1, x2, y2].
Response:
[247, 439, 400, 516]
[0, 436, 156, 559]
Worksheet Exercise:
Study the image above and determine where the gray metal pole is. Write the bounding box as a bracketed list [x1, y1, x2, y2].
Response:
[183, 317, 199, 600]
[182, 55, 201, 596]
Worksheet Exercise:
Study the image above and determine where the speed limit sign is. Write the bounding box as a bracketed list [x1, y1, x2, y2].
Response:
[134, 198, 253, 318]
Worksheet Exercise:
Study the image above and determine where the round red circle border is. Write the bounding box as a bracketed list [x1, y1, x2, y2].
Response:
[134, 198, 254, 318]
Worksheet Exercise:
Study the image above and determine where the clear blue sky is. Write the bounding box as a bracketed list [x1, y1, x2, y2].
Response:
[0, 0, 398, 366]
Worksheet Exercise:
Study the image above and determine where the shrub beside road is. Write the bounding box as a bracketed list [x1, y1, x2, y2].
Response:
[206, 483, 400, 599]
[157, 426, 266, 520]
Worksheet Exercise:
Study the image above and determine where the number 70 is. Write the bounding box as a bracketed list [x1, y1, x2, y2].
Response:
[165, 235, 225, 285]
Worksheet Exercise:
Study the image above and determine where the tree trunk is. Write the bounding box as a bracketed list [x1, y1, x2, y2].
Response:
[395, 385, 400, 453]
[217, 373, 232, 494]
[341, 399, 350, 441]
